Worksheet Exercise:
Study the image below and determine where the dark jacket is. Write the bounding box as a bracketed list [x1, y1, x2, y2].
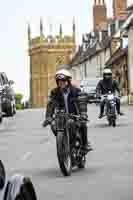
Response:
[45, 86, 81, 119]
[96, 79, 120, 95]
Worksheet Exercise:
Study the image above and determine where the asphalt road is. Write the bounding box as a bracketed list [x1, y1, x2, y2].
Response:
[0, 105, 133, 200]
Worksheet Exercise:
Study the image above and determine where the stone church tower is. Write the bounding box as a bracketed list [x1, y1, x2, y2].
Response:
[113, 0, 127, 18]
[28, 19, 76, 108]
[93, 0, 107, 31]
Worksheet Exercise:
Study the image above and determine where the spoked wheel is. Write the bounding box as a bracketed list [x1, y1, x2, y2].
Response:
[56, 131, 72, 176]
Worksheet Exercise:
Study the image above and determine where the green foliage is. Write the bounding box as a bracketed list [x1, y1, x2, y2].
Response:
[15, 93, 23, 105]
[16, 104, 22, 110]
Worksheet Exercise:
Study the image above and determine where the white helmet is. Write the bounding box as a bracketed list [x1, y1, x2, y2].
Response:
[103, 68, 112, 74]
[103, 68, 112, 79]
[55, 69, 72, 81]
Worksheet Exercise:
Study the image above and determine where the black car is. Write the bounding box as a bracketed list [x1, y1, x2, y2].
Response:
[0, 72, 16, 116]
[80, 79, 101, 104]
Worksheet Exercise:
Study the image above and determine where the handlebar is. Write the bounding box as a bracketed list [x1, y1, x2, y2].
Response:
[54, 110, 88, 122]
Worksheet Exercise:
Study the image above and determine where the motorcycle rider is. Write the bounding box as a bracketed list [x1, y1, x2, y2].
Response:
[42, 69, 92, 152]
[96, 68, 124, 118]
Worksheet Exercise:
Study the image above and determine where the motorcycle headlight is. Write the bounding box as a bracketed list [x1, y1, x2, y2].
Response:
[110, 101, 115, 105]
[2, 97, 7, 102]
[75, 140, 80, 148]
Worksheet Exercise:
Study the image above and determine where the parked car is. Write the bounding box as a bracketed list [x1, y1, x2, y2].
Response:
[80, 78, 101, 103]
[0, 72, 16, 116]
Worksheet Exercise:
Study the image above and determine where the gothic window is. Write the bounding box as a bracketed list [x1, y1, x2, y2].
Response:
[56, 55, 65, 65]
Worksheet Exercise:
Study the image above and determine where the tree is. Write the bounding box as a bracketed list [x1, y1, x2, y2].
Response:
[15, 93, 23, 110]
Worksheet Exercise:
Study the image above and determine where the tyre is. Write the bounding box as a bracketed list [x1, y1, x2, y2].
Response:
[0, 115, 3, 123]
[0, 160, 6, 190]
[56, 131, 72, 176]
[7, 103, 14, 117]
[108, 118, 112, 126]
[3, 174, 37, 200]
[13, 105, 16, 115]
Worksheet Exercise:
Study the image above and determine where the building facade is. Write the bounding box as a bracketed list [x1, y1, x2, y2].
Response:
[70, 35, 111, 81]
[105, 48, 128, 96]
[28, 20, 76, 108]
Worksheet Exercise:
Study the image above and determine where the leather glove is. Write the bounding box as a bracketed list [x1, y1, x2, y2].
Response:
[42, 117, 52, 127]
[81, 114, 88, 121]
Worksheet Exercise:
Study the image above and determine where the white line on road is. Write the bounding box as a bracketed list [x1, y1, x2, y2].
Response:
[21, 152, 32, 161]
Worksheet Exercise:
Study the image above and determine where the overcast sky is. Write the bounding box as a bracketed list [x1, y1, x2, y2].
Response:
[0, 0, 132, 101]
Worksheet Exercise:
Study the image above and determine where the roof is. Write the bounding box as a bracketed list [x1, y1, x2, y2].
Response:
[70, 36, 111, 67]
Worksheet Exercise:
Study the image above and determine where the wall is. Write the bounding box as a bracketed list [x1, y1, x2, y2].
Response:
[71, 47, 110, 81]
[128, 27, 133, 94]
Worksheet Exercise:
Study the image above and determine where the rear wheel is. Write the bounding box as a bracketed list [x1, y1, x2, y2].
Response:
[56, 131, 72, 176]
[0, 115, 3, 123]
[13, 104, 16, 115]
[108, 118, 112, 126]
[7, 102, 14, 117]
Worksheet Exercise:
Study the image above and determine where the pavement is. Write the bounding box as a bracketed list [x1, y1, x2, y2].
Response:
[0, 105, 133, 200]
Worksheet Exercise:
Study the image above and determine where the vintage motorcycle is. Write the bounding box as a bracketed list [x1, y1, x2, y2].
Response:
[49, 93, 89, 176]
[102, 91, 117, 127]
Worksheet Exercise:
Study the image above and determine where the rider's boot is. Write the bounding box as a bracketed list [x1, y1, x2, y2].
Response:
[116, 101, 124, 116]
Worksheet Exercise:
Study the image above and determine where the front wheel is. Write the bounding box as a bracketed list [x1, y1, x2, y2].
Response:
[56, 131, 72, 176]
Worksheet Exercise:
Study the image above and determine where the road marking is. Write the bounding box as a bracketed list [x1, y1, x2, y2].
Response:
[21, 152, 32, 161]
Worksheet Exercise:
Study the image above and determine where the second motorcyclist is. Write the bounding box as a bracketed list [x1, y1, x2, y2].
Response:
[96, 68, 124, 118]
